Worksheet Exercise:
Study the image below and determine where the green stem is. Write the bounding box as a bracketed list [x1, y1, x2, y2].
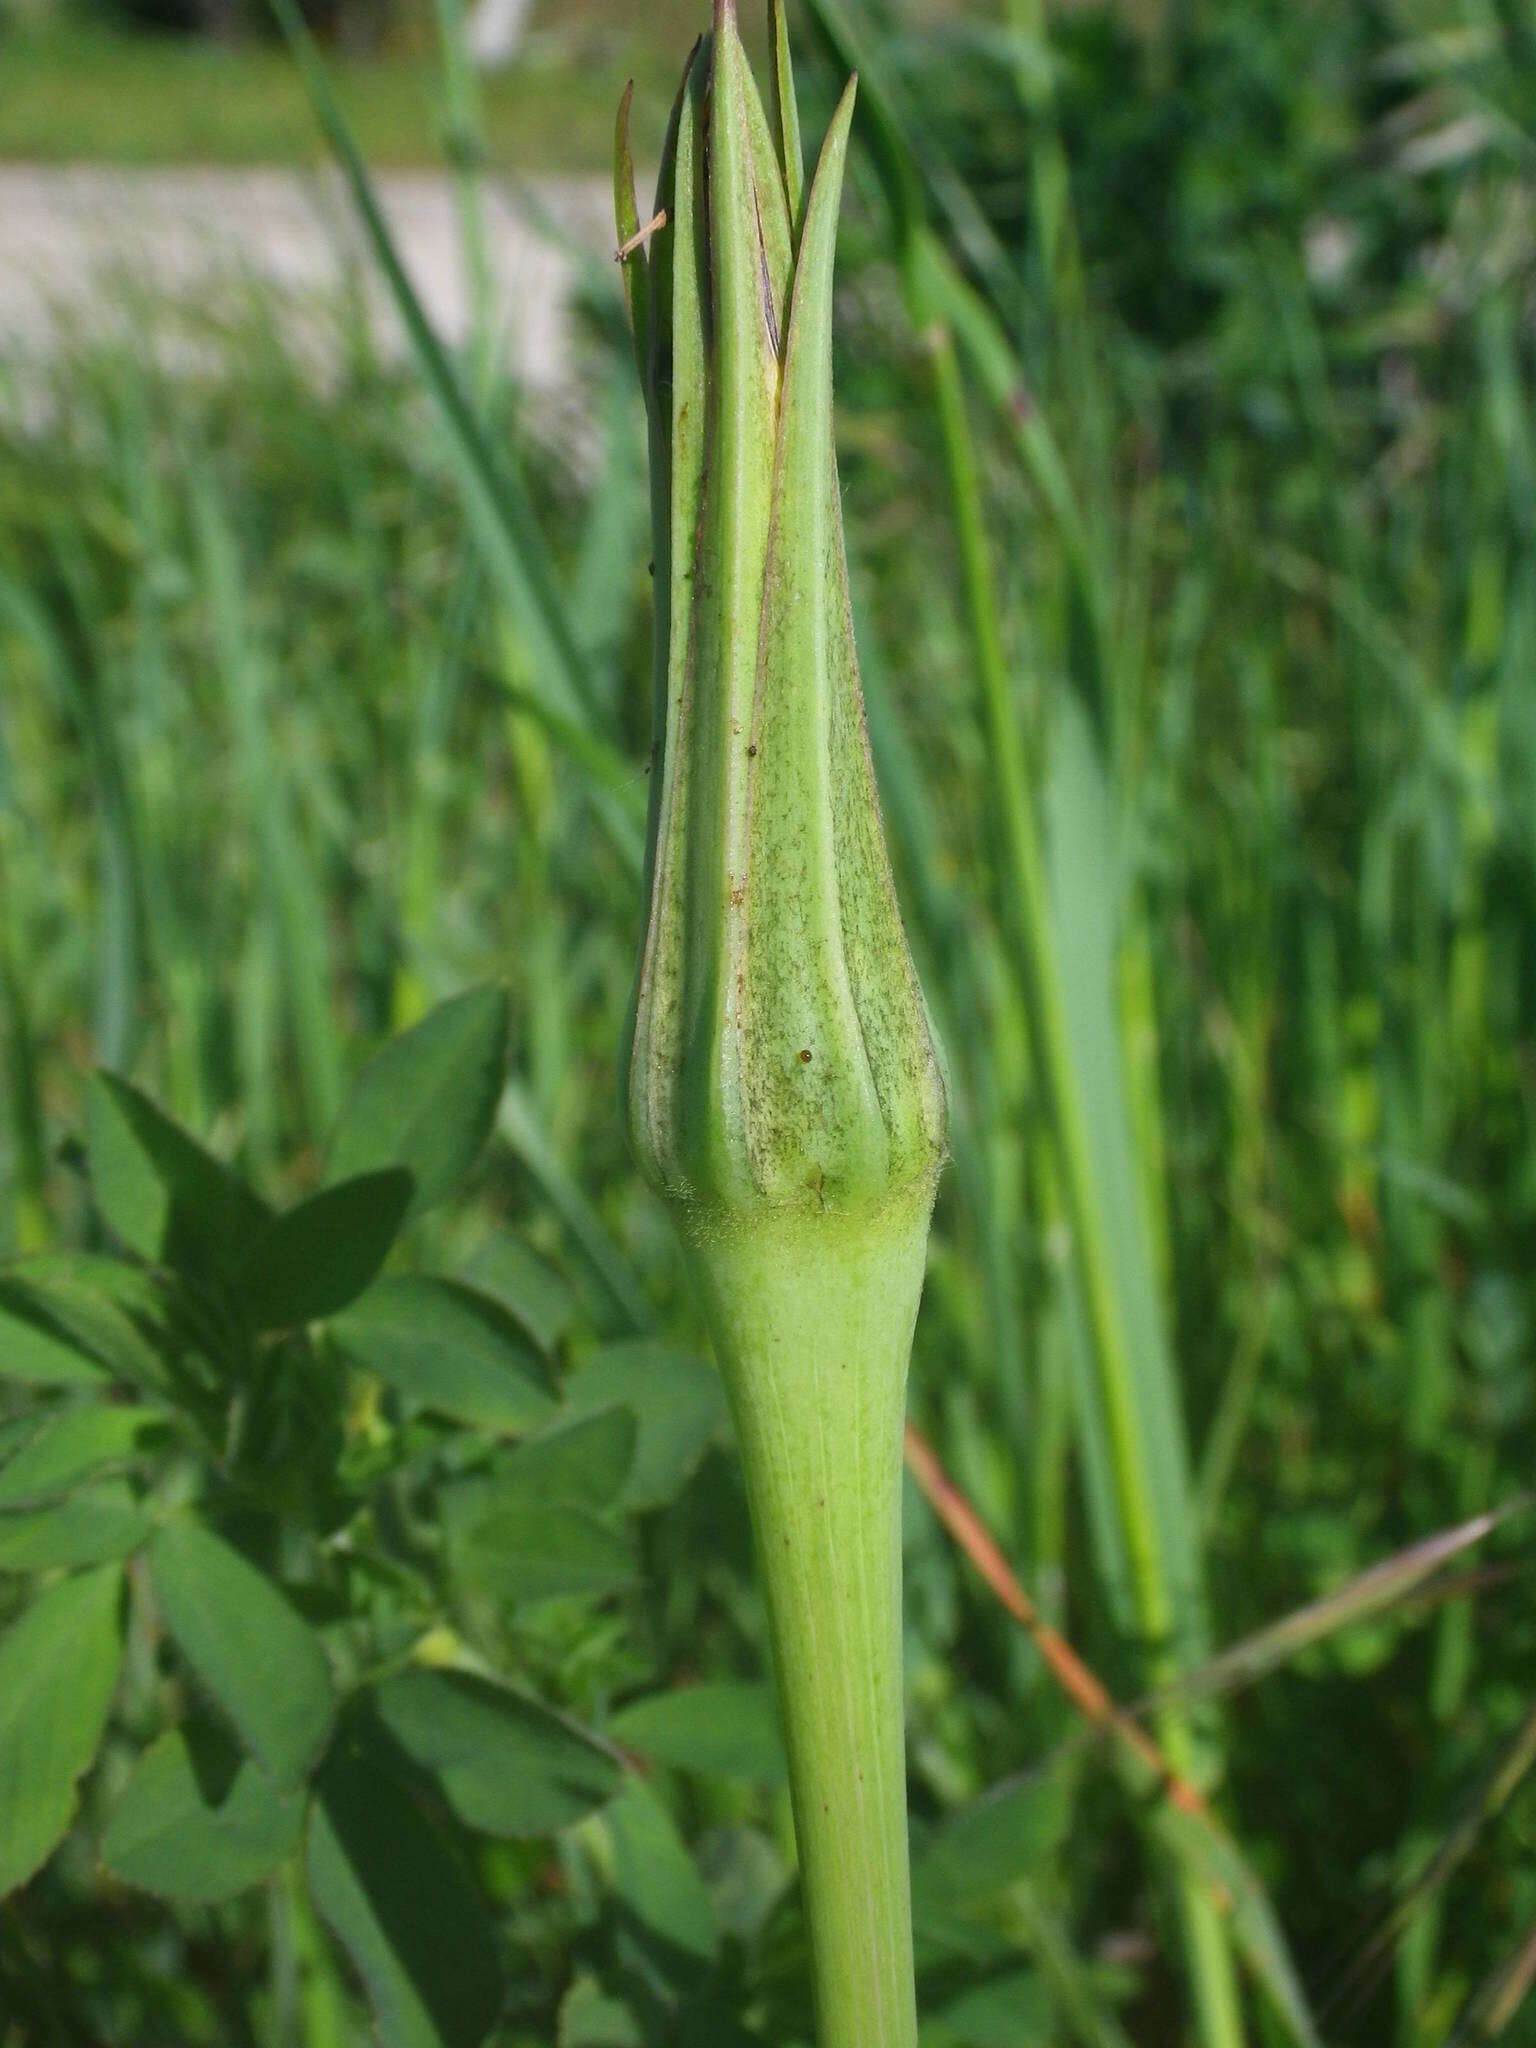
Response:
[679, 1179, 936, 2048]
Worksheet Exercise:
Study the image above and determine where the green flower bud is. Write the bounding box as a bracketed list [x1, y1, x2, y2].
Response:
[616, 20, 946, 2043]
[616, 0, 948, 1223]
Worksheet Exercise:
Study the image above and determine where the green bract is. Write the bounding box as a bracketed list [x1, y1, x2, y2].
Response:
[617, 13, 949, 2046]
[616, 0, 948, 1220]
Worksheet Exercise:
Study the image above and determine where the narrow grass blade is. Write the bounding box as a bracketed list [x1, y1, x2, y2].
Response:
[1002, 1888, 1135, 2048]
[192, 476, 343, 1135]
[268, 0, 615, 760]
[795, 0, 1109, 717]
[922, 316, 1244, 2046]
[906, 1422, 1321, 2047]
[0, 575, 143, 1073]
[1446, 1913, 1536, 2044]
[1326, 1703, 1536, 2026]
[1150, 1500, 1527, 1711]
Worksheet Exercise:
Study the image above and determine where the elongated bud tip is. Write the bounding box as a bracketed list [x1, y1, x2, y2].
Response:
[619, 9, 948, 1225]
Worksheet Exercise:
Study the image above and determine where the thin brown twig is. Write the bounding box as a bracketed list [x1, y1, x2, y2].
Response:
[616, 210, 669, 262]
[902, 1419, 1210, 1823]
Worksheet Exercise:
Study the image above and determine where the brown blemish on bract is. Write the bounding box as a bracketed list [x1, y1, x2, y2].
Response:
[754, 189, 782, 358]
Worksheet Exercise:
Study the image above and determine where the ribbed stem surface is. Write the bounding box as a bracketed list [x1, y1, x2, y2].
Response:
[680, 1181, 935, 2048]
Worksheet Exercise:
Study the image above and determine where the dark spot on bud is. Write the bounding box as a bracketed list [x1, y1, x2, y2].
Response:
[747, 743, 757, 758]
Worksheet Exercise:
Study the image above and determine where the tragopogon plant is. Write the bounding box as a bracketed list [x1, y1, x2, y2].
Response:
[616, 6, 948, 2043]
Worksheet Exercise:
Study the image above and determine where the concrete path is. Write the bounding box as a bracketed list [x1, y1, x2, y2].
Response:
[0, 165, 613, 392]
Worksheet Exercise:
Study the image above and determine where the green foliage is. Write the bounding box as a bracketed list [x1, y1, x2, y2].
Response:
[331, 1275, 556, 1431]
[327, 987, 511, 1216]
[371, 1667, 621, 1835]
[0, 1401, 165, 1509]
[0, 994, 773, 2044]
[101, 1725, 307, 1902]
[603, 1775, 720, 1963]
[0, 1481, 153, 1570]
[89, 1070, 273, 1272]
[609, 1681, 786, 1783]
[0, 1266, 156, 1387]
[307, 1737, 504, 2048]
[0, 1564, 123, 1897]
[562, 1343, 725, 1507]
[149, 1519, 338, 1783]
[237, 1169, 415, 1329]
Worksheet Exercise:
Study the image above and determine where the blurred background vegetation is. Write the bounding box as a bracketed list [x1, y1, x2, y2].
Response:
[2, 0, 1535, 2044]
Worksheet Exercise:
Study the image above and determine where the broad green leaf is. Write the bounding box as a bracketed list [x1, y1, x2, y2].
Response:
[921, 1967, 1049, 2047]
[373, 1667, 620, 1836]
[604, 1776, 717, 1963]
[0, 1401, 166, 1509]
[452, 1495, 635, 1607]
[238, 1169, 413, 1331]
[328, 988, 509, 1216]
[467, 1232, 580, 1353]
[0, 1258, 181, 1391]
[87, 1072, 270, 1278]
[0, 1416, 39, 1463]
[332, 1277, 556, 1434]
[695, 1825, 787, 1943]
[442, 1417, 638, 1540]
[0, 1480, 153, 1571]
[149, 1520, 335, 1784]
[499, 1406, 636, 1510]
[0, 1563, 123, 1897]
[563, 1343, 725, 1508]
[558, 1977, 644, 2048]
[911, 1770, 1073, 1919]
[102, 1723, 305, 1902]
[0, 1258, 173, 1389]
[307, 1738, 502, 2048]
[610, 1683, 786, 1785]
[0, 1280, 112, 1387]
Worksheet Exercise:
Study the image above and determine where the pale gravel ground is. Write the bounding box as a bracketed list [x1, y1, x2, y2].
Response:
[0, 165, 614, 392]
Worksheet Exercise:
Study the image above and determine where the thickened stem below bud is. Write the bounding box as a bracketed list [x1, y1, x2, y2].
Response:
[684, 1185, 933, 2048]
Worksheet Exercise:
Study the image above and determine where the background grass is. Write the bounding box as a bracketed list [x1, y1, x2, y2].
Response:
[0, 0, 833, 167]
[0, 17, 669, 168]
